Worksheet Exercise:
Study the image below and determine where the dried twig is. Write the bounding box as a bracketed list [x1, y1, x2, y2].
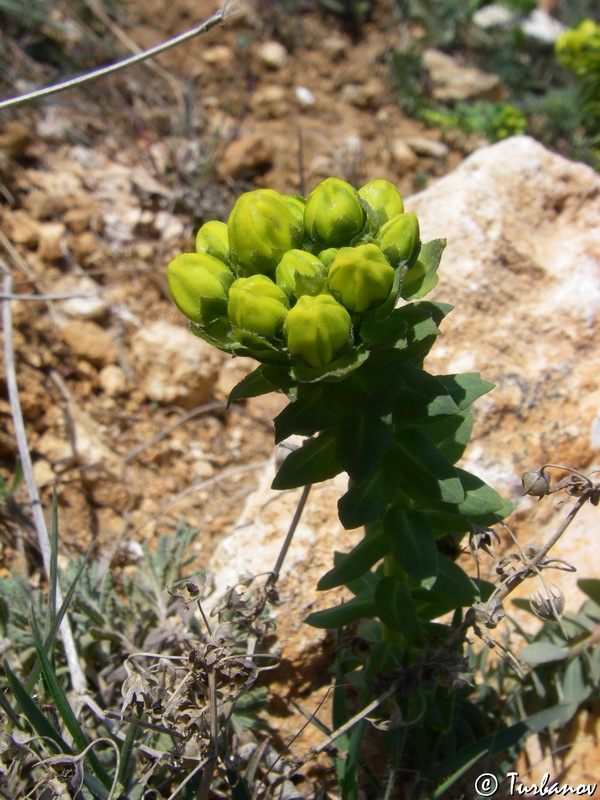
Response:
[0, 262, 88, 696]
[0, 5, 233, 111]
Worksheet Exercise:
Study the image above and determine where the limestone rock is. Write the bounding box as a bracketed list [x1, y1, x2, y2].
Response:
[423, 48, 506, 103]
[130, 321, 223, 408]
[407, 135, 600, 603]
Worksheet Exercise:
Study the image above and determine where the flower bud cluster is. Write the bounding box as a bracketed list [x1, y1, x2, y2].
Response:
[167, 178, 422, 370]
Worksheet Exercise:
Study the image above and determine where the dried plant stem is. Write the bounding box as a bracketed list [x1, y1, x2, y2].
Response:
[197, 667, 219, 800]
[493, 494, 588, 606]
[268, 483, 312, 587]
[0, 6, 231, 111]
[1, 265, 88, 696]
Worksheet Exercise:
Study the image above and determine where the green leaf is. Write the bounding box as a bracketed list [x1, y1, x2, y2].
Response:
[318, 523, 389, 590]
[436, 413, 473, 464]
[578, 578, 600, 608]
[401, 239, 446, 300]
[392, 363, 460, 422]
[374, 577, 421, 640]
[227, 366, 280, 405]
[290, 345, 370, 384]
[323, 359, 406, 417]
[3, 659, 71, 752]
[428, 704, 573, 783]
[335, 414, 394, 485]
[420, 411, 473, 464]
[30, 617, 113, 789]
[520, 642, 569, 665]
[562, 657, 592, 708]
[304, 591, 376, 628]
[436, 373, 495, 411]
[383, 508, 438, 589]
[274, 387, 344, 442]
[413, 555, 484, 616]
[454, 469, 508, 516]
[272, 429, 343, 490]
[393, 427, 465, 505]
[364, 300, 453, 365]
[337, 456, 400, 529]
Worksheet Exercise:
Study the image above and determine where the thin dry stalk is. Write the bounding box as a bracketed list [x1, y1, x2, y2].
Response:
[1, 263, 88, 696]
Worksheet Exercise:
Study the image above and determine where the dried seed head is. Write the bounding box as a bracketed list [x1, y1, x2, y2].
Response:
[522, 468, 551, 498]
[530, 586, 565, 621]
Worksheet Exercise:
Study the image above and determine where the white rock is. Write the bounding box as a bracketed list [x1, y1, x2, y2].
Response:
[257, 41, 288, 70]
[472, 3, 516, 29]
[522, 9, 567, 44]
[295, 86, 316, 107]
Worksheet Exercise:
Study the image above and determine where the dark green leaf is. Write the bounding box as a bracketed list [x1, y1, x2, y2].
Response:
[335, 415, 394, 485]
[272, 429, 343, 490]
[374, 577, 421, 640]
[401, 239, 446, 300]
[318, 523, 389, 590]
[0, 686, 23, 728]
[337, 456, 400, 529]
[227, 366, 280, 406]
[428, 705, 572, 782]
[274, 388, 344, 442]
[304, 591, 376, 628]
[393, 427, 464, 505]
[413, 555, 483, 616]
[322, 359, 406, 417]
[454, 469, 507, 516]
[392, 363, 460, 423]
[3, 659, 71, 752]
[383, 508, 438, 589]
[375, 301, 453, 364]
[436, 413, 473, 464]
[290, 345, 370, 384]
[420, 411, 473, 464]
[30, 617, 113, 789]
[436, 373, 495, 411]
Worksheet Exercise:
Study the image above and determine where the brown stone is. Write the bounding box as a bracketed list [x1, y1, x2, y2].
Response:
[220, 133, 275, 180]
[60, 320, 117, 367]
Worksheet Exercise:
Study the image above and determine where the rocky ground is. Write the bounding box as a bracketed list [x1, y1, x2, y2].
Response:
[0, 0, 472, 575]
[1, 0, 599, 790]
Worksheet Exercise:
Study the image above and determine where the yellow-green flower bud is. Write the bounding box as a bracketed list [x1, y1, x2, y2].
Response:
[275, 249, 327, 299]
[195, 220, 229, 263]
[284, 294, 352, 368]
[167, 252, 234, 325]
[280, 193, 307, 228]
[318, 248, 338, 268]
[304, 178, 365, 246]
[377, 212, 420, 267]
[228, 274, 290, 339]
[228, 190, 304, 278]
[328, 243, 394, 313]
[358, 179, 404, 225]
